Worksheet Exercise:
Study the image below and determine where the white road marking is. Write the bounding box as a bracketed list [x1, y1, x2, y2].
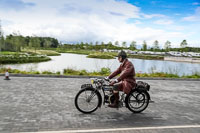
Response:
[20, 125, 200, 133]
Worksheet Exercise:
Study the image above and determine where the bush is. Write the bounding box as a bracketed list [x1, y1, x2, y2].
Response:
[79, 70, 88, 75]
[42, 71, 54, 74]
[56, 71, 61, 75]
[100, 67, 111, 75]
[63, 68, 79, 75]
[0, 53, 51, 64]
[87, 53, 115, 59]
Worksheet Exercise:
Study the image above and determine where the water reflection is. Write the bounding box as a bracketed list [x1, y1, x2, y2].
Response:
[2, 53, 200, 76]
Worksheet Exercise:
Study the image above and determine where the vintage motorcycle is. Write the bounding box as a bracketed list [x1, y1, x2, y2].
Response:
[75, 78, 151, 114]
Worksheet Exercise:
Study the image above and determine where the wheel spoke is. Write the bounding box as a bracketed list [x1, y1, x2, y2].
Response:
[75, 89, 99, 113]
[127, 91, 149, 113]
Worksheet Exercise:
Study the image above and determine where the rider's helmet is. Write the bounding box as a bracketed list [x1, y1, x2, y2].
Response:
[118, 50, 127, 60]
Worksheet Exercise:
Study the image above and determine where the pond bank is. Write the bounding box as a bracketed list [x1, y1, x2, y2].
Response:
[1, 67, 200, 79]
[1, 73, 200, 80]
[164, 56, 200, 63]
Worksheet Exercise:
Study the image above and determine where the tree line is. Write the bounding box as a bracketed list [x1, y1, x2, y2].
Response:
[61, 40, 200, 53]
[0, 34, 59, 52]
[0, 20, 199, 53]
[0, 34, 199, 53]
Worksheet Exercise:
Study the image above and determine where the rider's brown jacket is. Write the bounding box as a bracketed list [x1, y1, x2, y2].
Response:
[108, 59, 136, 94]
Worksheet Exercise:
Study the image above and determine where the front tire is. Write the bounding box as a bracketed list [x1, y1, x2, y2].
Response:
[75, 88, 101, 114]
[125, 90, 149, 113]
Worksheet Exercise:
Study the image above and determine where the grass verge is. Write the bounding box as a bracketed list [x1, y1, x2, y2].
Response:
[0, 67, 200, 78]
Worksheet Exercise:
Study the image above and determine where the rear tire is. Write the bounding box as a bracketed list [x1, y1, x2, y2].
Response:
[75, 88, 101, 114]
[125, 90, 149, 113]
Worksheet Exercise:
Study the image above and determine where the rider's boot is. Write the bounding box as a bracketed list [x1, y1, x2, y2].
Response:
[108, 92, 119, 108]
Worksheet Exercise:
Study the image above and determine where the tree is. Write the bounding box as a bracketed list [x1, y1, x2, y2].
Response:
[164, 40, 171, 51]
[50, 38, 59, 48]
[29, 37, 41, 53]
[107, 41, 113, 49]
[44, 39, 51, 48]
[95, 41, 99, 45]
[152, 40, 160, 51]
[129, 41, 136, 50]
[122, 41, 127, 48]
[114, 41, 119, 47]
[89, 42, 93, 45]
[0, 20, 3, 53]
[5, 35, 16, 51]
[11, 32, 25, 52]
[180, 40, 188, 48]
[142, 40, 147, 51]
[101, 41, 105, 45]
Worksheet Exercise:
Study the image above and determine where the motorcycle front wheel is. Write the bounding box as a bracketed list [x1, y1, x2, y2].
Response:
[75, 88, 101, 114]
[125, 90, 149, 113]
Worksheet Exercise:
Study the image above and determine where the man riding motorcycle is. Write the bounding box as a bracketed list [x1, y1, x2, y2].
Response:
[106, 50, 136, 108]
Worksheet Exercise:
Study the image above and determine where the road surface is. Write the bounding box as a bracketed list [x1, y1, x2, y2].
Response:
[0, 76, 200, 133]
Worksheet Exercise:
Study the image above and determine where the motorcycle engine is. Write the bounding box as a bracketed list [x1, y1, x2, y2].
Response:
[105, 94, 115, 104]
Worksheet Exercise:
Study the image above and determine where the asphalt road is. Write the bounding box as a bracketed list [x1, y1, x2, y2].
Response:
[0, 76, 200, 133]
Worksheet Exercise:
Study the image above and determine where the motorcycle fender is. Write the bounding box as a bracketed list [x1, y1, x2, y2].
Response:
[97, 91, 102, 108]
[145, 91, 151, 100]
[137, 90, 151, 100]
[81, 84, 93, 89]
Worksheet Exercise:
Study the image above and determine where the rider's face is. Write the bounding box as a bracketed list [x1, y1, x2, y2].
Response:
[118, 56, 123, 63]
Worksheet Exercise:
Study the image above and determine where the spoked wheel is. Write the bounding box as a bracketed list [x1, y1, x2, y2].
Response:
[125, 90, 149, 113]
[75, 88, 101, 114]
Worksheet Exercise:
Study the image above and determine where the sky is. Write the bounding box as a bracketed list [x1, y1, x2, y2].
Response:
[0, 0, 200, 48]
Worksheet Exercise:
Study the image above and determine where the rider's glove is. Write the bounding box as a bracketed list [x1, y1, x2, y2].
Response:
[105, 77, 110, 81]
[109, 79, 118, 86]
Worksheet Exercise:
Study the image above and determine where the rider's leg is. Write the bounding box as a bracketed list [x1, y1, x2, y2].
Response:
[108, 83, 120, 108]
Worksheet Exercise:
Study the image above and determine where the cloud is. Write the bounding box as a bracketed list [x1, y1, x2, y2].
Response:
[154, 19, 174, 25]
[0, 0, 35, 11]
[141, 13, 166, 19]
[192, 2, 200, 5]
[182, 7, 200, 22]
[0, 0, 194, 47]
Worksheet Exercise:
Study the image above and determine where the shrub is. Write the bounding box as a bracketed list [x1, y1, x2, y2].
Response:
[42, 71, 54, 74]
[100, 67, 111, 75]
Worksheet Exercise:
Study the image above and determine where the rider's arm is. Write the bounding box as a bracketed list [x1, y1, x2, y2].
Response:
[108, 66, 121, 79]
[117, 63, 133, 82]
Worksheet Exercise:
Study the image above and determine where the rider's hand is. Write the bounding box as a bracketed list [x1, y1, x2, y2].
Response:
[109, 79, 118, 86]
[105, 77, 110, 81]
[109, 81, 115, 86]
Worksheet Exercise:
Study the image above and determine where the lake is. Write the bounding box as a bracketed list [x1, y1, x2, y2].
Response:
[2, 53, 200, 76]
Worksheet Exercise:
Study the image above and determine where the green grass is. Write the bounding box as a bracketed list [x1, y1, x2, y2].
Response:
[87, 53, 115, 59]
[0, 51, 17, 55]
[1, 67, 200, 79]
[22, 49, 60, 56]
[63, 67, 111, 76]
[55, 49, 117, 59]
[0, 50, 55, 64]
[128, 54, 164, 60]
[136, 72, 179, 78]
[56, 49, 92, 55]
[0, 54, 51, 64]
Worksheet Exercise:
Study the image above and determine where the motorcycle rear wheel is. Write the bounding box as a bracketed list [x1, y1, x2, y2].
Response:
[125, 90, 149, 113]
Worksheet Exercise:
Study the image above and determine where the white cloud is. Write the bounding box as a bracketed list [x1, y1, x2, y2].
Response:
[192, 2, 200, 5]
[182, 7, 200, 22]
[134, 20, 142, 25]
[0, 0, 194, 47]
[141, 13, 166, 19]
[154, 19, 174, 25]
[183, 16, 199, 21]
